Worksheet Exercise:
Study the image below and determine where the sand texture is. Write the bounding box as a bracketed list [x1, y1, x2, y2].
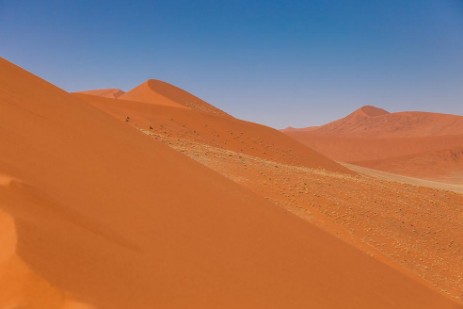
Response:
[1, 58, 461, 308]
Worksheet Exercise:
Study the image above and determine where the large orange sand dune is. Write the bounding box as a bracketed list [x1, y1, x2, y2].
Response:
[74, 91, 349, 173]
[80, 88, 463, 300]
[298, 105, 463, 138]
[118, 79, 231, 117]
[284, 105, 463, 182]
[1, 58, 461, 308]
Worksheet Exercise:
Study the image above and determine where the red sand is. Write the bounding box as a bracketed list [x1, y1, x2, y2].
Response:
[149, 133, 463, 301]
[1, 58, 461, 308]
[118, 79, 231, 117]
[82, 88, 463, 300]
[74, 92, 350, 174]
[297, 105, 463, 138]
[284, 105, 463, 182]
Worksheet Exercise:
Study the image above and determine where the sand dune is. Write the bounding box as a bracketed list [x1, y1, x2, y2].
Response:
[118, 79, 230, 117]
[295, 105, 463, 138]
[1, 58, 461, 308]
[284, 106, 463, 182]
[118, 79, 189, 108]
[77, 81, 463, 302]
[76, 88, 125, 99]
[147, 133, 463, 301]
[74, 93, 350, 174]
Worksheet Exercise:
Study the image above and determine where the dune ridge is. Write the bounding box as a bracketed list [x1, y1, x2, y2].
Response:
[284, 105, 463, 182]
[118, 79, 231, 117]
[0, 207, 93, 308]
[293, 105, 463, 138]
[74, 93, 350, 174]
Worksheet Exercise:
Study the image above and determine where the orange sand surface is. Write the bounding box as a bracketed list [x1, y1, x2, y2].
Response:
[74, 92, 349, 174]
[139, 129, 463, 303]
[284, 106, 463, 183]
[294, 105, 463, 138]
[78, 82, 463, 303]
[1, 58, 462, 308]
[118, 79, 230, 117]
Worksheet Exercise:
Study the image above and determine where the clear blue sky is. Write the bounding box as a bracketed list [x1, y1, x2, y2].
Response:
[1, 0, 462, 128]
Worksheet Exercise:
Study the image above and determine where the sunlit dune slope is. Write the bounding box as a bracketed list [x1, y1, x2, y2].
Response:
[1, 58, 460, 308]
[74, 93, 351, 174]
[118, 79, 230, 117]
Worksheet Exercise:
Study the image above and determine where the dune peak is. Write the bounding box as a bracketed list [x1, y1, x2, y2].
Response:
[146, 78, 167, 87]
[121, 78, 231, 117]
[355, 105, 390, 117]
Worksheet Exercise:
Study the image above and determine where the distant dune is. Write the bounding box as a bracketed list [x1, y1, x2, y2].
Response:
[73, 93, 349, 174]
[293, 105, 463, 138]
[284, 105, 463, 183]
[116, 79, 231, 117]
